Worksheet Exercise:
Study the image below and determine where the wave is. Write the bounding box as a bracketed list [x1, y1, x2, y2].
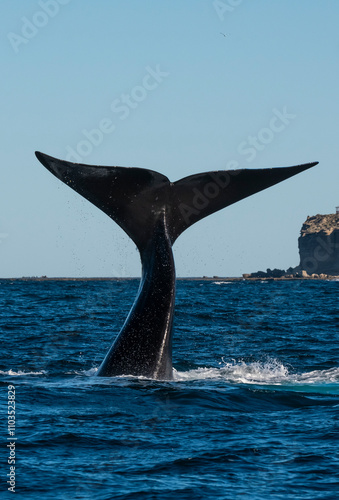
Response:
[213, 281, 233, 285]
[0, 369, 47, 376]
[2, 362, 339, 394]
[174, 360, 339, 391]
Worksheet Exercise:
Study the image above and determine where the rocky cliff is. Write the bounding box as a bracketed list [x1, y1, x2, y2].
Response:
[298, 213, 339, 275]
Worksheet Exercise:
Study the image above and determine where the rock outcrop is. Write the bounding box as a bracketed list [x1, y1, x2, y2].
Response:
[298, 213, 339, 275]
[244, 212, 339, 279]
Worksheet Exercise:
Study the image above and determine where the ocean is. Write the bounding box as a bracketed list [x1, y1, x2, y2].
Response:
[1, 278, 338, 499]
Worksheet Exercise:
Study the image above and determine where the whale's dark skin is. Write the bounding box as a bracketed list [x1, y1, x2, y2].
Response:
[35, 152, 317, 379]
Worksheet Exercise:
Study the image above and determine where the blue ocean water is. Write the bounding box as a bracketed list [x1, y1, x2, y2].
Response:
[1, 278, 338, 499]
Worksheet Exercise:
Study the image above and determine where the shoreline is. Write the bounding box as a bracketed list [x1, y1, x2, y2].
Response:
[0, 276, 338, 282]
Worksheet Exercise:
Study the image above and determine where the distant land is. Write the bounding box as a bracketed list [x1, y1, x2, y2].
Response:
[2, 212, 339, 282]
[244, 211, 339, 280]
[1, 275, 338, 282]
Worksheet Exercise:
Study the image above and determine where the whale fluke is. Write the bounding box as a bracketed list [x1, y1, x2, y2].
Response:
[35, 152, 316, 248]
[35, 151, 317, 378]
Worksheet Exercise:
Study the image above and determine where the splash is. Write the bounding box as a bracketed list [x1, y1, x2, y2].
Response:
[173, 360, 339, 390]
[173, 359, 289, 383]
[2, 363, 339, 394]
[76, 367, 98, 377]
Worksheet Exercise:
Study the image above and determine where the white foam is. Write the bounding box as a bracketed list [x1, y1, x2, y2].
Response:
[173, 360, 339, 388]
[76, 367, 98, 376]
[213, 281, 232, 285]
[65, 361, 339, 390]
[173, 359, 288, 383]
[294, 367, 339, 384]
[0, 369, 47, 376]
[2, 362, 338, 392]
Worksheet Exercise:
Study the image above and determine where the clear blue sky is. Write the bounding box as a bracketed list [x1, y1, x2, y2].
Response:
[1, 0, 338, 278]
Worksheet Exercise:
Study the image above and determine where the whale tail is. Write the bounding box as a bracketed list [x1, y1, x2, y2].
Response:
[36, 151, 317, 379]
[35, 152, 317, 250]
